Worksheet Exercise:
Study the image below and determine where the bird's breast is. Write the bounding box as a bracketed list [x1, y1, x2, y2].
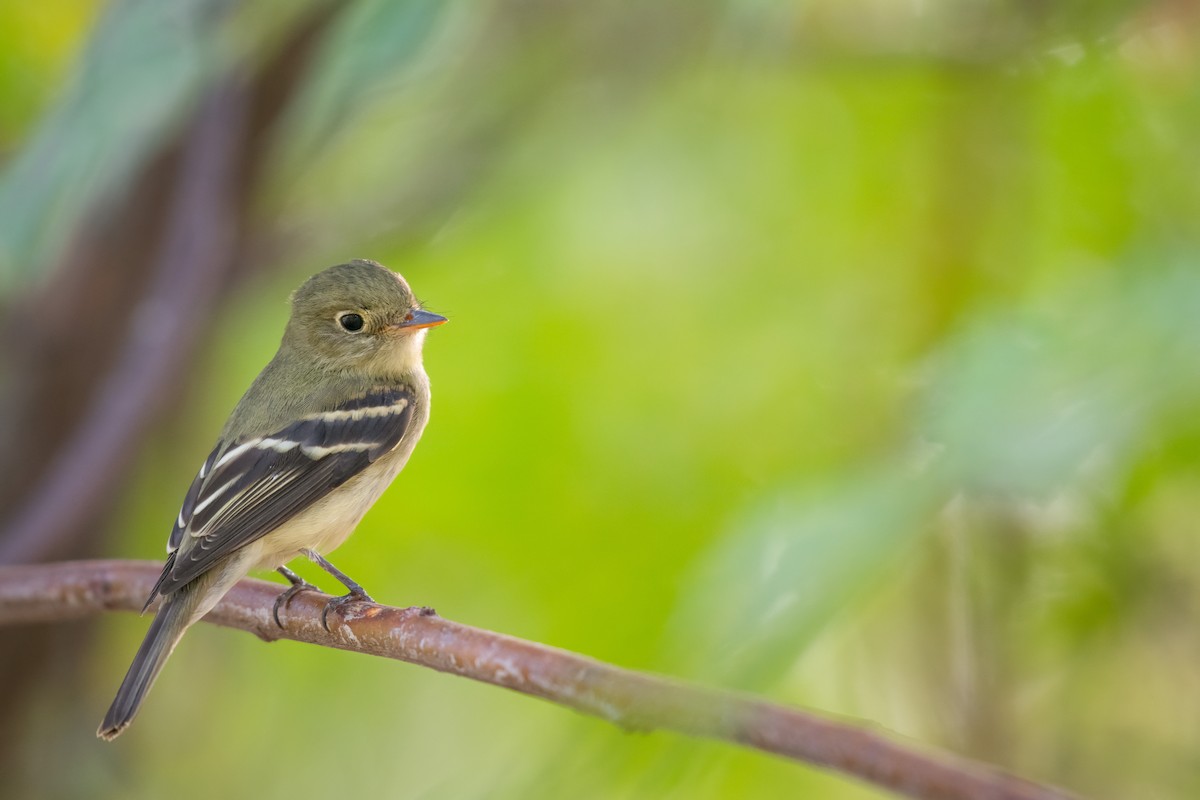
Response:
[247, 399, 429, 570]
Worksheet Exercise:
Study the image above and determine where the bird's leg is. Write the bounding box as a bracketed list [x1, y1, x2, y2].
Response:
[271, 565, 319, 628]
[301, 548, 375, 631]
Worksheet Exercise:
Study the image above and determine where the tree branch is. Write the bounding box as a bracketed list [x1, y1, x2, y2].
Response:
[0, 560, 1079, 800]
[0, 82, 247, 566]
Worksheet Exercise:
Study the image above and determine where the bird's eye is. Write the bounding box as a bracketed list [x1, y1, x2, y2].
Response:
[338, 313, 365, 332]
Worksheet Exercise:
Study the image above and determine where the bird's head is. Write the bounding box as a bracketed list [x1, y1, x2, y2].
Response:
[285, 259, 446, 378]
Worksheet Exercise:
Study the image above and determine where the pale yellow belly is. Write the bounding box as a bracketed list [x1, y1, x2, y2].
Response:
[240, 452, 410, 571]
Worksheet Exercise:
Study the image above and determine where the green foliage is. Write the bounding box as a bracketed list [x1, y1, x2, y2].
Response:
[5, 1, 1200, 798]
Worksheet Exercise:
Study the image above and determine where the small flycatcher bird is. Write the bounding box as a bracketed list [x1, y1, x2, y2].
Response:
[98, 259, 446, 740]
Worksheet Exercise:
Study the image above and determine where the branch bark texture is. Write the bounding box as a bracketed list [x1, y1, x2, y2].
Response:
[0, 560, 1079, 800]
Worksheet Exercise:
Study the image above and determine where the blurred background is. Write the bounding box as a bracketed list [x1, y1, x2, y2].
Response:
[1, 1, 1198, 798]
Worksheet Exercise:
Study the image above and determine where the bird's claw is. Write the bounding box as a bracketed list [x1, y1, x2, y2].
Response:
[272, 580, 319, 628]
[320, 590, 375, 632]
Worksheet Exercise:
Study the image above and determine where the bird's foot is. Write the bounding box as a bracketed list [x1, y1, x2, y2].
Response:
[272, 581, 320, 627]
[273, 566, 320, 628]
[321, 589, 375, 632]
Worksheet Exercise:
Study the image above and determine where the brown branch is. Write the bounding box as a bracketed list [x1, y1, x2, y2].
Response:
[0, 10, 340, 780]
[0, 560, 1080, 800]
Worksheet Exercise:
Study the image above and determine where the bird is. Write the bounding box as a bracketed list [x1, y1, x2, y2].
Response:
[97, 259, 446, 740]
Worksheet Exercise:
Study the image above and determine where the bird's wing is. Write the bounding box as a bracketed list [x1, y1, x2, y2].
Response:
[146, 385, 415, 604]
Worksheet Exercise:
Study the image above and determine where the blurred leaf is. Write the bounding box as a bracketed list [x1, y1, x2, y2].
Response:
[0, 3, 98, 145]
[0, 0, 320, 289]
[667, 468, 933, 690]
[278, 0, 446, 161]
[922, 263, 1200, 497]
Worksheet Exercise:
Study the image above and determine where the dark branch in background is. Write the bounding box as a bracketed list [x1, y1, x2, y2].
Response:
[0, 560, 1081, 800]
[0, 83, 245, 566]
[0, 2, 337, 566]
[0, 4, 337, 779]
[0, 79, 250, 773]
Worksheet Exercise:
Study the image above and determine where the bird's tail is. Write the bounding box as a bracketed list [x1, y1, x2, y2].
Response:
[97, 592, 196, 741]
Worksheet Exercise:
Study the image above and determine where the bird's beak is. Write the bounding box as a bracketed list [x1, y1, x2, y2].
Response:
[392, 309, 447, 331]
